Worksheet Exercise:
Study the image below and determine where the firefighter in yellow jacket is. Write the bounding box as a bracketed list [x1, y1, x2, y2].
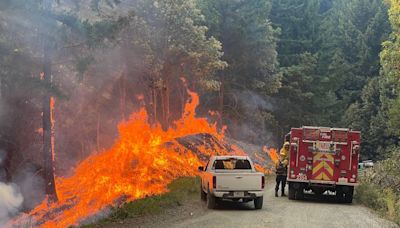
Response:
[275, 142, 289, 197]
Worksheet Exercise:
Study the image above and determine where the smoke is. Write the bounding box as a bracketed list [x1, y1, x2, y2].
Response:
[238, 90, 275, 113]
[0, 149, 45, 225]
[0, 93, 21, 225]
[13, 164, 45, 211]
[0, 150, 43, 225]
[0, 182, 23, 225]
[225, 90, 277, 146]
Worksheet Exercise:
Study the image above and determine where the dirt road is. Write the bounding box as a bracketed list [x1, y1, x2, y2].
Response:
[120, 180, 398, 228]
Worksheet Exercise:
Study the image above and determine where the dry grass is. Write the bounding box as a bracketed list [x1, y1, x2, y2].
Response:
[81, 177, 200, 227]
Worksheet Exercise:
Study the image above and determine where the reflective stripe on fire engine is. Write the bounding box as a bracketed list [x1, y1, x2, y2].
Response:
[312, 153, 334, 181]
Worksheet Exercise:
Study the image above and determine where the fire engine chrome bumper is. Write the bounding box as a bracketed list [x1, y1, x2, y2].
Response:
[287, 178, 359, 186]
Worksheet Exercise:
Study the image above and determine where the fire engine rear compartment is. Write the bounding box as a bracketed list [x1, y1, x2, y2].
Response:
[286, 126, 360, 203]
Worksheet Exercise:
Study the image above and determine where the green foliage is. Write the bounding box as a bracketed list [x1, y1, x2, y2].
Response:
[388, 97, 400, 136]
[343, 78, 397, 160]
[268, 0, 323, 141]
[83, 177, 200, 226]
[121, 0, 226, 84]
[268, 0, 391, 146]
[201, 0, 280, 93]
[381, 0, 400, 82]
[317, 0, 390, 128]
[381, 0, 400, 138]
[270, 0, 321, 66]
[272, 53, 318, 136]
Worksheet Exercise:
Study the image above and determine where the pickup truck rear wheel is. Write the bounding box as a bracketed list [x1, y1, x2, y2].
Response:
[200, 186, 207, 201]
[254, 196, 263, 209]
[207, 189, 216, 209]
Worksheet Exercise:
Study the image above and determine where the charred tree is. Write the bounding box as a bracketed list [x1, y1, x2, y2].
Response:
[42, 45, 58, 201]
[218, 79, 224, 128]
[160, 78, 170, 130]
[160, 64, 172, 130]
[96, 111, 101, 152]
[119, 72, 126, 121]
[150, 77, 158, 126]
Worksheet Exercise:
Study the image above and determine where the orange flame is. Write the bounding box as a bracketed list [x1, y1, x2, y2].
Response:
[11, 89, 258, 227]
[269, 149, 279, 165]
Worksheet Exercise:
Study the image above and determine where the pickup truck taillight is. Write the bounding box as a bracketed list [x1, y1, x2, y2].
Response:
[212, 176, 216, 189]
[262, 176, 265, 189]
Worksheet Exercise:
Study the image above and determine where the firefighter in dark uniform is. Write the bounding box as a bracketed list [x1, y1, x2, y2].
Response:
[275, 142, 289, 197]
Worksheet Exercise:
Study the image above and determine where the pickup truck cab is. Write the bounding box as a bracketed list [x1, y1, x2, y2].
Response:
[198, 155, 265, 209]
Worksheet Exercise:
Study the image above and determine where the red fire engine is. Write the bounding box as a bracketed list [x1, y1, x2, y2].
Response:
[287, 126, 361, 203]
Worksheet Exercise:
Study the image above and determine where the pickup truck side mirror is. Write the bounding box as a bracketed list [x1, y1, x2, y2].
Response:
[198, 166, 204, 171]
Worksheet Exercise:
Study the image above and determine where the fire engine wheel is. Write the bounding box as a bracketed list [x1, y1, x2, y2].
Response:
[207, 189, 216, 209]
[295, 188, 304, 200]
[254, 196, 263, 209]
[344, 187, 354, 203]
[288, 185, 295, 200]
[200, 186, 207, 201]
[336, 190, 344, 203]
[336, 186, 354, 203]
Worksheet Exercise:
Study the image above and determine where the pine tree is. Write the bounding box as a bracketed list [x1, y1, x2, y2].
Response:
[199, 0, 280, 143]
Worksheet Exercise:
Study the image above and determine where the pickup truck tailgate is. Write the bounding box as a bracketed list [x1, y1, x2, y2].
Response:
[215, 172, 263, 191]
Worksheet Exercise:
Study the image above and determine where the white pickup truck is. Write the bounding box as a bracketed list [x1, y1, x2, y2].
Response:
[198, 155, 265, 209]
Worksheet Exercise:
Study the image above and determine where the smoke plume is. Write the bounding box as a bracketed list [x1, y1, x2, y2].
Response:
[0, 182, 23, 225]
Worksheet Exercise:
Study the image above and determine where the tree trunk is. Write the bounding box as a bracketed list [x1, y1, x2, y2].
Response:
[119, 72, 126, 121]
[151, 79, 157, 126]
[179, 82, 185, 115]
[218, 79, 224, 128]
[160, 68, 171, 130]
[160, 80, 167, 130]
[42, 40, 58, 202]
[96, 111, 100, 152]
[165, 77, 170, 126]
[0, 77, 2, 99]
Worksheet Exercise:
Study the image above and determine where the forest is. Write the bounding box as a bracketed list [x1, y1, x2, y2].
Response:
[0, 0, 399, 225]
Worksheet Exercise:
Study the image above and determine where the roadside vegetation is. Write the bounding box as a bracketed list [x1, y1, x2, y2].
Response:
[356, 151, 400, 225]
[355, 0, 400, 224]
[82, 177, 200, 227]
